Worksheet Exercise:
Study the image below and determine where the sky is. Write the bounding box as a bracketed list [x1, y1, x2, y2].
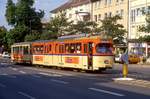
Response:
[0, 0, 68, 29]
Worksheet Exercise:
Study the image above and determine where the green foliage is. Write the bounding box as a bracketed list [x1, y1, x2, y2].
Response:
[6, 25, 29, 47]
[5, 0, 44, 46]
[139, 14, 150, 33]
[0, 26, 7, 48]
[5, 0, 16, 25]
[24, 33, 39, 42]
[48, 12, 73, 36]
[99, 15, 126, 44]
[40, 31, 57, 40]
[138, 35, 150, 42]
[72, 21, 98, 34]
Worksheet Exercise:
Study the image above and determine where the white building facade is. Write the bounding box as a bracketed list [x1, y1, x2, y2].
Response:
[51, 0, 92, 24]
[129, 0, 150, 57]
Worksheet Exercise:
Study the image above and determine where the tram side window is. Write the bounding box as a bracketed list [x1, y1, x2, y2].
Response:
[96, 43, 112, 53]
[84, 44, 87, 53]
[33, 46, 43, 54]
[13, 47, 19, 54]
[59, 45, 65, 53]
[70, 44, 75, 53]
[65, 44, 70, 53]
[23, 46, 30, 54]
[19, 46, 23, 54]
[76, 43, 81, 53]
[49, 45, 52, 52]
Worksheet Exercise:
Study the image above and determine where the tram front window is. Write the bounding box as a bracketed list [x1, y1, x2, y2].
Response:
[96, 43, 112, 54]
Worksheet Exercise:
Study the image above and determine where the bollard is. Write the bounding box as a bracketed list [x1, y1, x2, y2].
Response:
[123, 64, 128, 78]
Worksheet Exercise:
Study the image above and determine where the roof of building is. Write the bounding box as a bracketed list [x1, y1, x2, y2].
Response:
[50, 0, 98, 13]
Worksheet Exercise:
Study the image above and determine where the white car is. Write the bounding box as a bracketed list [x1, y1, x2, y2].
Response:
[114, 54, 122, 63]
[2, 52, 10, 58]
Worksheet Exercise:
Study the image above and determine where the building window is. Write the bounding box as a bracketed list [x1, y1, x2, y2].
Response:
[109, 12, 112, 17]
[136, 8, 140, 16]
[108, 0, 112, 5]
[105, 0, 107, 5]
[141, 7, 146, 15]
[98, 14, 101, 21]
[94, 15, 97, 22]
[116, 0, 119, 3]
[116, 10, 119, 15]
[131, 10, 136, 22]
[120, 9, 124, 17]
[104, 13, 107, 18]
[120, 0, 124, 3]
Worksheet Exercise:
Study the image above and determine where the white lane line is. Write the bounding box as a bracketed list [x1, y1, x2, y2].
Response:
[51, 79, 69, 84]
[1, 73, 8, 76]
[8, 75, 17, 78]
[11, 68, 18, 71]
[0, 63, 8, 65]
[19, 71, 26, 74]
[18, 91, 36, 99]
[89, 88, 125, 97]
[39, 72, 50, 76]
[0, 83, 6, 87]
[0, 73, 16, 78]
[32, 75, 41, 78]
[25, 67, 72, 76]
[39, 72, 62, 77]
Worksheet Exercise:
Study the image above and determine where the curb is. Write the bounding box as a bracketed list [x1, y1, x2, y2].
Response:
[114, 79, 150, 89]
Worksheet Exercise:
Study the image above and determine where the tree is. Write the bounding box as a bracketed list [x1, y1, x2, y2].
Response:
[99, 15, 126, 44]
[0, 26, 7, 49]
[5, 0, 16, 26]
[138, 12, 150, 42]
[6, 25, 29, 48]
[5, 0, 44, 43]
[138, 35, 150, 42]
[72, 21, 98, 34]
[139, 13, 150, 33]
[47, 12, 73, 37]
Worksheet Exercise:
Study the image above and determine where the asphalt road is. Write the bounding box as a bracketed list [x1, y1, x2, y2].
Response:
[0, 59, 150, 99]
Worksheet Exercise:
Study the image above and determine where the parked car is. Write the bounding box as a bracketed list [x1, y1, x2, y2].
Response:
[128, 54, 140, 64]
[114, 54, 122, 63]
[2, 52, 10, 58]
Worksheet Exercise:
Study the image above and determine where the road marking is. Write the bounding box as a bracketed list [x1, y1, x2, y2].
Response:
[0, 83, 6, 87]
[32, 75, 41, 78]
[0, 73, 16, 78]
[39, 72, 62, 77]
[11, 68, 18, 71]
[89, 88, 125, 97]
[0, 63, 8, 65]
[25, 67, 72, 76]
[39, 72, 50, 76]
[1, 73, 8, 76]
[8, 75, 17, 78]
[51, 79, 69, 84]
[19, 71, 26, 74]
[18, 91, 36, 99]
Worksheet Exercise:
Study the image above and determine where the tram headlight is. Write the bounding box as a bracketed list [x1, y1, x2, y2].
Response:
[104, 60, 109, 64]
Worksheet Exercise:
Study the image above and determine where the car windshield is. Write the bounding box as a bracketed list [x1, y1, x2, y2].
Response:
[96, 43, 112, 54]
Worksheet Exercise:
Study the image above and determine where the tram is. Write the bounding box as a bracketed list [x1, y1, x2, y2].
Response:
[11, 35, 114, 71]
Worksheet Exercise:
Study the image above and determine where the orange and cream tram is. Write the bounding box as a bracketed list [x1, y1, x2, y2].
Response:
[11, 42, 32, 64]
[11, 35, 114, 71]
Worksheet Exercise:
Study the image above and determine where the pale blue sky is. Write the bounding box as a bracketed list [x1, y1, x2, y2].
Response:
[0, 0, 68, 29]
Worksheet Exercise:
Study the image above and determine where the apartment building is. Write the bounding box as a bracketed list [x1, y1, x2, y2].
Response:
[129, 0, 150, 57]
[92, 0, 129, 54]
[92, 0, 128, 29]
[51, 0, 92, 24]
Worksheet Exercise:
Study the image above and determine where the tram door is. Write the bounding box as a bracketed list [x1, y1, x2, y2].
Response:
[59, 44, 64, 65]
[87, 42, 93, 69]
